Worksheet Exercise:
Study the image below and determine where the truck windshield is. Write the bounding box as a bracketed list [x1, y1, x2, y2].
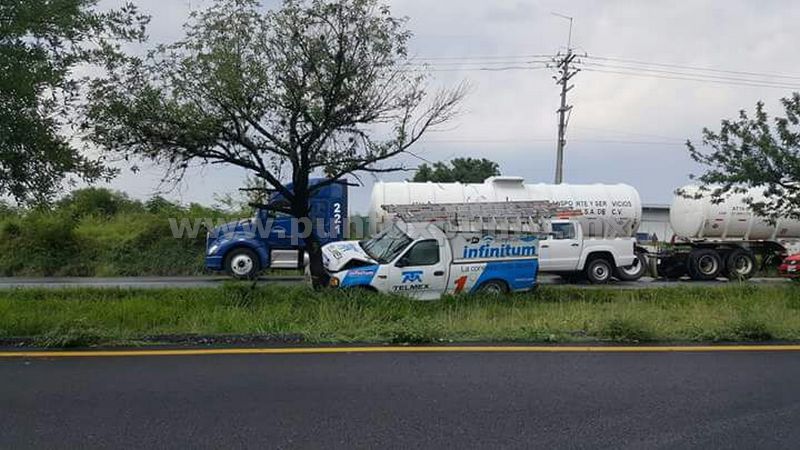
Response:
[359, 224, 412, 264]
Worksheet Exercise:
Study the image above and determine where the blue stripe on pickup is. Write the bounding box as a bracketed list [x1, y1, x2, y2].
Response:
[470, 259, 539, 293]
[341, 265, 380, 288]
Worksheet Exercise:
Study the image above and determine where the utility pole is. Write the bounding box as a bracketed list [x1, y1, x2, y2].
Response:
[551, 13, 579, 184]
[553, 50, 577, 184]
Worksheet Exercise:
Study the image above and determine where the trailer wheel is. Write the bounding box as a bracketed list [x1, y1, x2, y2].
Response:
[477, 280, 509, 295]
[585, 258, 613, 284]
[687, 249, 722, 281]
[225, 248, 260, 279]
[725, 249, 756, 280]
[615, 252, 647, 281]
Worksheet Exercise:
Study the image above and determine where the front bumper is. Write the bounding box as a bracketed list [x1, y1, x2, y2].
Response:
[778, 263, 799, 278]
[205, 255, 224, 271]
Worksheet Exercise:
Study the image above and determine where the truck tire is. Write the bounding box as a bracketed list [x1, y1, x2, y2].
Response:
[687, 249, 722, 281]
[614, 252, 647, 281]
[477, 280, 509, 295]
[725, 249, 756, 280]
[585, 258, 613, 284]
[225, 247, 260, 279]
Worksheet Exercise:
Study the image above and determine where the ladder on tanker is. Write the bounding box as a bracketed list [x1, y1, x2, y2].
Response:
[381, 201, 582, 233]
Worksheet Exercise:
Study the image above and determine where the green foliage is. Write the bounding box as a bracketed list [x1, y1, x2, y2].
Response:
[413, 157, 501, 183]
[0, 0, 148, 206]
[0, 285, 798, 347]
[688, 93, 800, 220]
[0, 188, 228, 276]
[598, 318, 653, 343]
[86, 0, 465, 285]
[57, 187, 144, 218]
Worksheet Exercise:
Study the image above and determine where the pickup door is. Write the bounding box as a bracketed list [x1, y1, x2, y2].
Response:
[387, 239, 448, 300]
[539, 222, 581, 271]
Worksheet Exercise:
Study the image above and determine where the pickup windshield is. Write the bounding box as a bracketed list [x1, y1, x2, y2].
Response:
[359, 224, 412, 264]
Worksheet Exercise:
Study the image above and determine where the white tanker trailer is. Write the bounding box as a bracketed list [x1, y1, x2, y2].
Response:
[369, 177, 647, 283]
[655, 185, 800, 280]
[370, 176, 643, 237]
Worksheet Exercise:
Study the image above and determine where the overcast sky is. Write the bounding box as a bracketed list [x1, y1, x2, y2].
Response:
[96, 0, 800, 213]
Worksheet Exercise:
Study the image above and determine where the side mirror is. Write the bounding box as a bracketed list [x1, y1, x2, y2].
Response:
[396, 257, 409, 268]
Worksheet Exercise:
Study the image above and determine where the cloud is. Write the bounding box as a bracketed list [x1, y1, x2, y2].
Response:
[92, 0, 800, 211]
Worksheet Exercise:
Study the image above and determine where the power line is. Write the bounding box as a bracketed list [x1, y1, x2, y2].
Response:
[405, 59, 550, 67]
[584, 54, 800, 82]
[578, 61, 800, 89]
[421, 138, 684, 146]
[411, 54, 554, 61]
[581, 67, 800, 90]
[402, 65, 549, 72]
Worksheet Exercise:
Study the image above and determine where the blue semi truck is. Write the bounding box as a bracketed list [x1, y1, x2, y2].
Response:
[205, 179, 348, 278]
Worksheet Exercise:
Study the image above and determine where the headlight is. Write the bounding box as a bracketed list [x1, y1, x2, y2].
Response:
[329, 277, 340, 287]
[208, 244, 220, 256]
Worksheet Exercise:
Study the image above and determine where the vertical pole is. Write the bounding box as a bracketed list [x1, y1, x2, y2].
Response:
[554, 50, 576, 184]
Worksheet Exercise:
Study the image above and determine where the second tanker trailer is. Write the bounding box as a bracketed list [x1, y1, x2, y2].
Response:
[655, 185, 800, 280]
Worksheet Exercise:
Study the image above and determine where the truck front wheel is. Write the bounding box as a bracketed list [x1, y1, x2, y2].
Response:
[225, 248, 260, 279]
[585, 258, 613, 284]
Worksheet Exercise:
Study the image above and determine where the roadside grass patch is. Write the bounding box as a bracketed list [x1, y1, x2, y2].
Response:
[598, 318, 653, 343]
[0, 284, 797, 347]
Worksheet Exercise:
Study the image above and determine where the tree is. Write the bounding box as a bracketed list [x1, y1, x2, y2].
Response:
[0, 0, 148, 206]
[86, 0, 466, 285]
[687, 93, 800, 221]
[412, 157, 500, 183]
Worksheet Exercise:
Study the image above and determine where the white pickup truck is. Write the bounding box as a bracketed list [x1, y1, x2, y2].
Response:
[540, 220, 645, 283]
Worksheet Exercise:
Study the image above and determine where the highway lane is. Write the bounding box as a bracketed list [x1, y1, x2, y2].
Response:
[2, 349, 799, 449]
[0, 274, 790, 289]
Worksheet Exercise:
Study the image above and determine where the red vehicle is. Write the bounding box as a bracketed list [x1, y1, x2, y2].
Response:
[778, 254, 800, 278]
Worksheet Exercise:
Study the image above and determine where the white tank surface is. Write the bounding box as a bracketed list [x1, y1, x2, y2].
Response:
[370, 176, 642, 238]
[670, 185, 800, 240]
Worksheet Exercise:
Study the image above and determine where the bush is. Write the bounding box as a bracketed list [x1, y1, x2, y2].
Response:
[598, 318, 653, 343]
[0, 189, 229, 276]
[58, 188, 143, 218]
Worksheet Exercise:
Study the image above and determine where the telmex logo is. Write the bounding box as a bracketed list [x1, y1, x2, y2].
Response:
[401, 270, 424, 283]
[462, 244, 536, 259]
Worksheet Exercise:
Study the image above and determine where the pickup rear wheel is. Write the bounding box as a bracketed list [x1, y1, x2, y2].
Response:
[585, 258, 613, 284]
[614, 252, 647, 281]
[225, 248, 260, 279]
[477, 280, 509, 295]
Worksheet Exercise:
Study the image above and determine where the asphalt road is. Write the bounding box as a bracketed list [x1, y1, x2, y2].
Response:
[0, 275, 790, 289]
[2, 350, 799, 449]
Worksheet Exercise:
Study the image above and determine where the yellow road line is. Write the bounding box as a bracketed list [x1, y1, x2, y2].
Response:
[1, 345, 800, 358]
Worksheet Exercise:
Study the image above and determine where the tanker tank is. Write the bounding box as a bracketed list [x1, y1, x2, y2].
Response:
[369, 176, 642, 238]
[670, 185, 800, 241]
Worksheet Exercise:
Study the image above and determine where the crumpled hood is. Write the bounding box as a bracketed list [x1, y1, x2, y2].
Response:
[322, 240, 377, 272]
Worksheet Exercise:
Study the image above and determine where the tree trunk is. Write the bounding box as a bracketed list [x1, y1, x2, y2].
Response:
[305, 234, 328, 289]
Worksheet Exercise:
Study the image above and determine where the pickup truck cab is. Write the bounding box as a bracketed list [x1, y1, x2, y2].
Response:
[322, 221, 541, 300]
[539, 219, 643, 283]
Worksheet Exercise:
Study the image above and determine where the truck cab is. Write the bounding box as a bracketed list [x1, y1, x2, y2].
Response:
[205, 179, 347, 278]
[539, 219, 643, 283]
[322, 220, 541, 300]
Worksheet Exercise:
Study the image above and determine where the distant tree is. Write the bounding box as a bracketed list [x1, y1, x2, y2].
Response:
[412, 157, 500, 183]
[0, 0, 148, 206]
[86, 0, 465, 285]
[687, 93, 800, 220]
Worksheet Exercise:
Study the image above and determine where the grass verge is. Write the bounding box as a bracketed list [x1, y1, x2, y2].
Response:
[0, 284, 798, 347]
